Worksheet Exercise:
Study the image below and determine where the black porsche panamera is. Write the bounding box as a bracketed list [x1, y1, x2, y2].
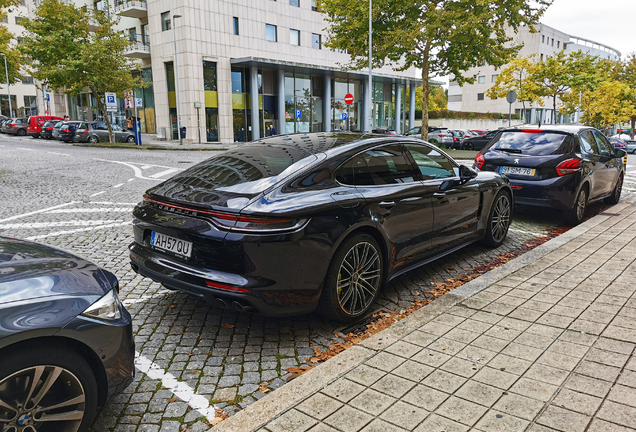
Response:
[130, 133, 513, 322]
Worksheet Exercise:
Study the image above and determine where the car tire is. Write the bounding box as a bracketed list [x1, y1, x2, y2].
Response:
[632, 149, 636, 155]
[126, 135, 135, 143]
[604, 173, 623, 205]
[481, 190, 512, 247]
[89, 136, 99, 143]
[318, 233, 384, 323]
[32, 134, 39, 139]
[464, 142, 474, 150]
[0, 343, 98, 432]
[565, 186, 588, 225]
[17, 129, 26, 136]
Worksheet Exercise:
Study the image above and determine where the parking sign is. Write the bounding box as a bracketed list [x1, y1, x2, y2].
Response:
[105, 92, 117, 108]
[296, 110, 301, 119]
[135, 98, 143, 107]
[342, 112, 347, 121]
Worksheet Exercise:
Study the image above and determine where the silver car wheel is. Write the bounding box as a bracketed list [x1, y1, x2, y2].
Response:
[337, 241, 381, 316]
[0, 366, 86, 432]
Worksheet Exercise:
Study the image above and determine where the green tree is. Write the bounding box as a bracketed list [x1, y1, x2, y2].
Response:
[320, 0, 551, 140]
[21, 0, 141, 143]
[486, 55, 543, 118]
[619, 54, 636, 139]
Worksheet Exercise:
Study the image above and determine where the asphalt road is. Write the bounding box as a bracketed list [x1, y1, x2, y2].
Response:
[0, 134, 633, 432]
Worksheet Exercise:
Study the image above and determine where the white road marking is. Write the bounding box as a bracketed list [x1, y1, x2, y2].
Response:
[141, 165, 153, 169]
[113, 183, 124, 188]
[0, 201, 79, 223]
[134, 352, 216, 421]
[149, 168, 179, 179]
[47, 152, 69, 156]
[26, 221, 132, 240]
[122, 289, 172, 306]
[90, 191, 106, 197]
[90, 201, 138, 205]
[47, 208, 134, 213]
[93, 158, 185, 181]
[509, 228, 548, 237]
[17, 147, 34, 151]
[0, 220, 122, 229]
[127, 178, 135, 182]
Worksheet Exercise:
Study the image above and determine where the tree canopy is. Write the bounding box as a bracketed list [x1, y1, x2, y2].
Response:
[320, 0, 551, 139]
[20, 0, 141, 143]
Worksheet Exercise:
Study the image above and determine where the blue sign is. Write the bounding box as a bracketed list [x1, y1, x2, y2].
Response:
[107, 95, 116, 104]
[296, 110, 301, 119]
[45, 94, 50, 102]
[342, 112, 348, 121]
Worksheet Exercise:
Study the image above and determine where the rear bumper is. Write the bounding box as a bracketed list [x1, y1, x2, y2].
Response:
[129, 241, 322, 317]
[27, 131, 40, 137]
[508, 174, 579, 210]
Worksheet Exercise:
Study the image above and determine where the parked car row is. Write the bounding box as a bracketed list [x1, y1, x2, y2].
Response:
[0, 115, 137, 144]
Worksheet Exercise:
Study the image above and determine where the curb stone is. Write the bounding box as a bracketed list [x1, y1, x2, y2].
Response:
[208, 200, 629, 432]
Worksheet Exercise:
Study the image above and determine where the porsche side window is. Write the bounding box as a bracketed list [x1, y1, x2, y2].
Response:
[405, 144, 455, 180]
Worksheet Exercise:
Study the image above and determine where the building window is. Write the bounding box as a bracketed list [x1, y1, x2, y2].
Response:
[563, 43, 567, 50]
[15, 16, 26, 25]
[491, 74, 498, 82]
[311, 0, 319, 11]
[557, 41, 560, 48]
[203, 61, 219, 142]
[16, 37, 24, 44]
[24, 95, 37, 116]
[165, 61, 177, 139]
[233, 17, 239, 35]
[290, 0, 299, 6]
[551, 38, 554, 46]
[477, 76, 485, 84]
[290, 29, 300, 46]
[540, 54, 543, 61]
[21, 76, 34, 85]
[312, 33, 321, 49]
[0, 15, 6, 23]
[266, 24, 277, 42]
[161, 12, 171, 31]
[477, 93, 484, 101]
[542, 35, 545, 43]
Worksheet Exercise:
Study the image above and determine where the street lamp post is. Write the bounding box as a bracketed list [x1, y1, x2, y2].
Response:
[172, 14, 183, 144]
[367, 0, 372, 132]
[0, 53, 12, 118]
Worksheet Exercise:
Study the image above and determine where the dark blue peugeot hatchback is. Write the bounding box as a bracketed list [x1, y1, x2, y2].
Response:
[475, 125, 625, 225]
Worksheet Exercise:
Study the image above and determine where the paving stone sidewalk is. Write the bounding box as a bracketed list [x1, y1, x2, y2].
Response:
[212, 196, 636, 432]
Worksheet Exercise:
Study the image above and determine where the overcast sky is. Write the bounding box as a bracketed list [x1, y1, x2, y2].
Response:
[540, 0, 635, 58]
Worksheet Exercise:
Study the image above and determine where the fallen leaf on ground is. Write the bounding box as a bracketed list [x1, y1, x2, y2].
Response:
[167, 397, 179, 403]
[167, 305, 176, 309]
[221, 323, 235, 329]
[286, 373, 300, 382]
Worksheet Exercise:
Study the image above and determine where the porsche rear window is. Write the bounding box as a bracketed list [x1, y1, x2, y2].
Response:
[490, 132, 571, 155]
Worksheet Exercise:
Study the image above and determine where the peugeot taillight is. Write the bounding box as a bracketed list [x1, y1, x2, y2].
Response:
[143, 195, 308, 233]
[556, 158, 581, 176]
[474, 153, 485, 170]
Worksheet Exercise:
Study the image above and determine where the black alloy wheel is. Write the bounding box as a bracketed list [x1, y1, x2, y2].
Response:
[319, 234, 384, 322]
[605, 174, 623, 205]
[481, 191, 512, 247]
[17, 129, 26, 136]
[463, 142, 474, 150]
[565, 187, 588, 225]
[0, 345, 97, 432]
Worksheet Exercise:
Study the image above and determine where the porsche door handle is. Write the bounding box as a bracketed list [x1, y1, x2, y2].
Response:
[379, 201, 396, 209]
[433, 192, 446, 199]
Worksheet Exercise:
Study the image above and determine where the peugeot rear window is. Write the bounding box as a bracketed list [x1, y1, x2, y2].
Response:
[489, 131, 571, 155]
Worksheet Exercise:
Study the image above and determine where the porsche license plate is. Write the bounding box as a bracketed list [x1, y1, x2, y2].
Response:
[150, 232, 192, 258]
[501, 166, 535, 176]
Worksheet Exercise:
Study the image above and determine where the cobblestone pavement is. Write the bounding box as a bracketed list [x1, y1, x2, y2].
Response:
[0, 136, 633, 432]
[236, 197, 636, 432]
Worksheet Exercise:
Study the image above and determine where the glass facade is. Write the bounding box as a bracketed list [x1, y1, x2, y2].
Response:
[23, 95, 37, 116]
[0, 95, 16, 117]
[231, 66, 252, 142]
[165, 61, 177, 139]
[332, 78, 361, 131]
[203, 61, 219, 142]
[132, 68, 155, 134]
[284, 72, 322, 133]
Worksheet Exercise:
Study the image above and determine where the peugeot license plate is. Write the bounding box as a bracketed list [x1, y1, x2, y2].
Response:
[150, 232, 192, 258]
[501, 166, 535, 176]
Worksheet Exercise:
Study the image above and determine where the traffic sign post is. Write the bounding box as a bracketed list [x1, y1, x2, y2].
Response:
[506, 91, 517, 127]
[344, 93, 354, 105]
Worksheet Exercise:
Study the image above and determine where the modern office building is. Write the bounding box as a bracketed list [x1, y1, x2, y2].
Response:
[447, 23, 621, 124]
[38, 0, 421, 144]
[0, 0, 39, 118]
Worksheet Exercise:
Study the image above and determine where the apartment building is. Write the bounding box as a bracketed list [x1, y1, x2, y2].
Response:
[447, 23, 620, 124]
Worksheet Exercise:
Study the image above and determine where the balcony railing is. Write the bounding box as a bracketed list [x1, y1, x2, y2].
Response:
[114, 0, 147, 19]
[124, 35, 150, 59]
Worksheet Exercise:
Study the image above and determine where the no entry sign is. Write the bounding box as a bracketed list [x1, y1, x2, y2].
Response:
[344, 93, 354, 105]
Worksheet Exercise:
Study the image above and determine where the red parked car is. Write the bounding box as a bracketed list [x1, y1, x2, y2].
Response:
[471, 129, 488, 137]
[26, 115, 64, 138]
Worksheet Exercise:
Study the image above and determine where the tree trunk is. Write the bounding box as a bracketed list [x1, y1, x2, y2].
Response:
[631, 117, 635, 140]
[420, 44, 430, 142]
[94, 89, 115, 144]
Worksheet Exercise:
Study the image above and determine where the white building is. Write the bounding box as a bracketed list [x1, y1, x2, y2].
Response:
[0, 0, 38, 118]
[42, 0, 422, 144]
[447, 23, 621, 124]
